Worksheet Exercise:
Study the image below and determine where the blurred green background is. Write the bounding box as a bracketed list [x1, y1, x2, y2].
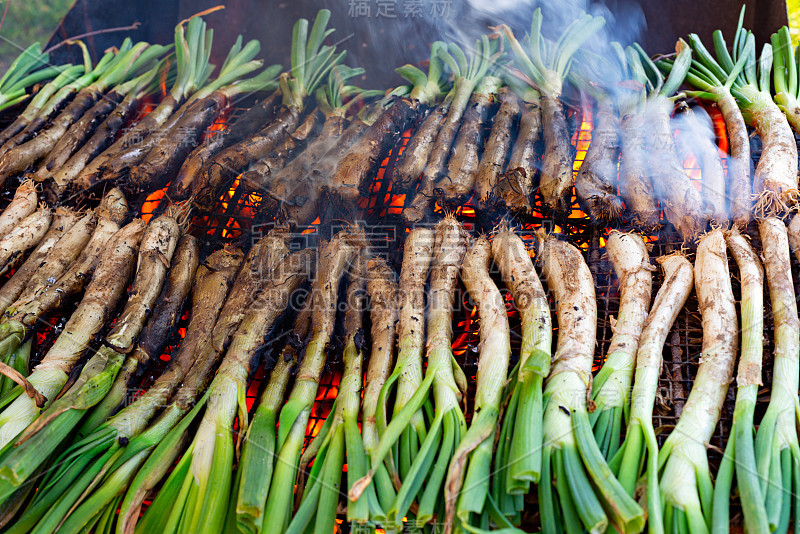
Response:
[0, 0, 73, 72]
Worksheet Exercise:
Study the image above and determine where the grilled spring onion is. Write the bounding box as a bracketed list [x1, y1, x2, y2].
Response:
[667, 10, 796, 217]
[132, 250, 311, 534]
[629, 42, 707, 240]
[496, 84, 541, 215]
[444, 236, 510, 534]
[402, 38, 499, 223]
[590, 231, 653, 459]
[78, 233, 199, 435]
[168, 89, 281, 199]
[753, 218, 800, 533]
[127, 59, 282, 192]
[0, 179, 37, 240]
[361, 257, 398, 511]
[261, 229, 361, 532]
[436, 76, 502, 207]
[0, 189, 127, 404]
[610, 253, 693, 534]
[232, 297, 313, 534]
[192, 10, 345, 209]
[372, 227, 433, 485]
[711, 228, 768, 534]
[491, 226, 551, 520]
[10, 247, 243, 534]
[537, 231, 643, 534]
[0, 208, 184, 506]
[288, 251, 371, 533]
[657, 229, 737, 534]
[0, 206, 52, 276]
[0, 44, 95, 158]
[0, 41, 167, 184]
[75, 16, 218, 187]
[0, 60, 84, 149]
[668, 32, 754, 226]
[0, 218, 145, 455]
[351, 216, 468, 528]
[37, 63, 162, 196]
[475, 88, 520, 210]
[260, 65, 371, 212]
[500, 9, 605, 213]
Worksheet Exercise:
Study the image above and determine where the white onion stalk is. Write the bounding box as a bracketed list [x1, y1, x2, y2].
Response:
[443, 236, 509, 534]
[711, 228, 769, 533]
[753, 218, 800, 533]
[536, 231, 643, 534]
[590, 231, 653, 459]
[657, 229, 737, 533]
[491, 225, 551, 522]
[611, 253, 693, 534]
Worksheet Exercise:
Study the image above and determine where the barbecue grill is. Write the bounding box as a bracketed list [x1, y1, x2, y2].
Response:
[0, 1, 795, 532]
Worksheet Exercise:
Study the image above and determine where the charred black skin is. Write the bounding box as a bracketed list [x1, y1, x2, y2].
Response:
[475, 90, 519, 210]
[495, 100, 541, 215]
[0, 92, 77, 158]
[327, 98, 419, 203]
[538, 95, 575, 214]
[129, 93, 228, 191]
[437, 93, 494, 208]
[36, 91, 123, 176]
[193, 105, 301, 210]
[575, 102, 623, 223]
[168, 90, 281, 200]
[238, 110, 321, 194]
[0, 89, 101, 183]
[51, 95, 142, 198]
[392, 101, 447, 192]
[130, 234, 199, 365]
[276, 118, 367, 226]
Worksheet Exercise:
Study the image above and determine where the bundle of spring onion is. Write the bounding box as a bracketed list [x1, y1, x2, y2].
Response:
[133, 248, 312, 534]
[192, 9, 345, 208]
[17, 246, 242, 534]
[0, 206, 186, 507]
[350, 216, 468, 528]
[499, 9, 605, 214]
[261, 228, 362, 531]
[0, 39, 170, 185]
[657, 229, 737, 533]
[490, 226, 551, 522]
[537, 230, 643, 533]
[611, 251, 693, 532]
[590, 231, 652, 459]
[711, 228, 768, 533]
[287, 251, 369, 533]
[402, 38, 500, 223]
[662, 8, 797, 218]
[0, 213, 143, 452]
